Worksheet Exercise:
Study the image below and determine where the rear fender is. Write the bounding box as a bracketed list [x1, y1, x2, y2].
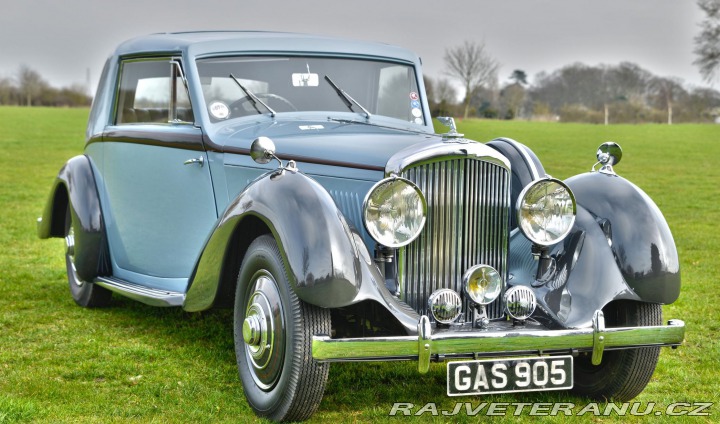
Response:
[37, 155, 110, 280]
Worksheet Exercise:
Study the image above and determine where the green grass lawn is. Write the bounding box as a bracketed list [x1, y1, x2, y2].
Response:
[1, 107, 718, 422]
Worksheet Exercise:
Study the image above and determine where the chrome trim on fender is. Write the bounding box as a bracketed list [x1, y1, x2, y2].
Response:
[311, 313, 685, 373]
[495, 137, 541, 181]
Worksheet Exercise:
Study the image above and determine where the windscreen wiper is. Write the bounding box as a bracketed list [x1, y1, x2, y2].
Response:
[324, 75, 371, 119]
[229, 74, 277, 117]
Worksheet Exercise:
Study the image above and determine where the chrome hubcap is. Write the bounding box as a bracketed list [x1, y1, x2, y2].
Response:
[242, 315, 263, 346]
[65, 226, 83, 287]
[243, 272, 285, 391]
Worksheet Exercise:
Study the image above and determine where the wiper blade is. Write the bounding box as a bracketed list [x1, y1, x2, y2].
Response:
[229, 74, 277, 117]
[324, 75, 371, 119]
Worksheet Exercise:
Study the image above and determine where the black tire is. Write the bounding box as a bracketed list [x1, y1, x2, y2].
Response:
[64, 205, 112, 307]
[571, 300, 662, 401]
[234, 235, 330, 422]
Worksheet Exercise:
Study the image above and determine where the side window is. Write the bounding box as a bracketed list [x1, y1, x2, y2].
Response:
[115, 59, 194, 125]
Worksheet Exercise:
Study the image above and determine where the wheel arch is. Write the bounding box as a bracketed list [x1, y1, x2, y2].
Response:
[208, 214, 272, 309]
[38, 155, 111, 280]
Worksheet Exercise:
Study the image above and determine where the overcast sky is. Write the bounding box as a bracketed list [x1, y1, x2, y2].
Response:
[0, 0, 709, 95]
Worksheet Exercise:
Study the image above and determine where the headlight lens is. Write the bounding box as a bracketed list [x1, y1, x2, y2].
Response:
[363, 177, 426, 248]
[463, 265, 503, 305]
[517, 178, 576, 246]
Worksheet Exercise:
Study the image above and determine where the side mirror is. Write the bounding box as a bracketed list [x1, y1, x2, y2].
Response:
[250, 136, 277, 164]
[596, 142, 622, 167]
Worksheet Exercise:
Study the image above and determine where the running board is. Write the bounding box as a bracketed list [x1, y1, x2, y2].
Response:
[94, 276, 185, 307]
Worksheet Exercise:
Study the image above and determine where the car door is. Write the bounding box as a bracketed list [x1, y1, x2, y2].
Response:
[94, 57, 217, 292]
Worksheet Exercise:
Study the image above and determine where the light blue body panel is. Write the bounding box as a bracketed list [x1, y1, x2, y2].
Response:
[89, 135, 217, 291]
[220, 152, 382, 250]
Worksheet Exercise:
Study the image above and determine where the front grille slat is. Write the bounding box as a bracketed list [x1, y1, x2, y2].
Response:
[400, 157, 510, 323]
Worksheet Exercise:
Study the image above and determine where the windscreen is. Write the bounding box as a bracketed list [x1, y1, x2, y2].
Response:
[196, 56, 424, 125]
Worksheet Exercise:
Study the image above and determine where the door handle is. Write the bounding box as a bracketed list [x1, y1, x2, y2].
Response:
[183, 156, 204, 167]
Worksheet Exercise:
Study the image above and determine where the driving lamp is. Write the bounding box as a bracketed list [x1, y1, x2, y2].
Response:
[463, 265, 503, 305]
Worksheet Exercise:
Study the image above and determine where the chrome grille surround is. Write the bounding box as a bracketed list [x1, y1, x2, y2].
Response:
[388, 142, 511, 324]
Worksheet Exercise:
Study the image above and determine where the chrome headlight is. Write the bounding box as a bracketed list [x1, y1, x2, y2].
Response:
[463, 265, 502, 305]
[363, 177, 426, 248]
[517, 178, 576, 246]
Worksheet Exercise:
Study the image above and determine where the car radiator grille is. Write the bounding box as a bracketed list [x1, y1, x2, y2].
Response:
[399, 158, 510, 323]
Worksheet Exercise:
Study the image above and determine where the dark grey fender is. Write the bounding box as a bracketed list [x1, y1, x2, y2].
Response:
[486, 137, 546, 229]
[37, 155, 110, 281]
[184, 169, 419, 334]
[508, 171, 680, 329]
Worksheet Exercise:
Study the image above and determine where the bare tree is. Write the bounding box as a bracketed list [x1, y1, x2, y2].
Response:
[649, 77, 686, 125]
[503, 84, 526, 119]
[694, 0, 720, 84]
[434, 78, 458, 117]
[0, 77, 18, 105]
[444, 40, 499, 119]
[17, 64, 47, 106]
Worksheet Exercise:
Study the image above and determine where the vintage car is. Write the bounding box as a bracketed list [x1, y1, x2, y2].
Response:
[38, 31, 684, 421]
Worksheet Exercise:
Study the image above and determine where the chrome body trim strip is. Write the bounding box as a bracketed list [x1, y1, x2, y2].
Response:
[311, 314, 685, 372]
[95, 276, 185, 307]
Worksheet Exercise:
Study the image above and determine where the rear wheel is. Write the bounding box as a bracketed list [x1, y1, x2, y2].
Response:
[234, 235, 330, 422]
[64, 205, 112, 307]
[572, 301, 662, 401]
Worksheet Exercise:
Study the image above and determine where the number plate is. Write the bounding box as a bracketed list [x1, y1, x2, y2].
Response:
[447, 356, 573, 396]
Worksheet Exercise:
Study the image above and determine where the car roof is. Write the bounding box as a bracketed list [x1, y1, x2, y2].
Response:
[114, 31, 421, 64]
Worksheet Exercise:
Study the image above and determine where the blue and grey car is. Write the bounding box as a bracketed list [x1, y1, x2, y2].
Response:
[38, 31, 685, 421]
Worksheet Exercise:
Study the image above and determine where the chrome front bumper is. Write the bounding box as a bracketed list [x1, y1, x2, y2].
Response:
[312, 311, 686, 373]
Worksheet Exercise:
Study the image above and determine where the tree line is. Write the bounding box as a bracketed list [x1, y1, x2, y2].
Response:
[0, 65, 91, 107]
[426, 60, 720, 124]
[428, 1, 720, 124]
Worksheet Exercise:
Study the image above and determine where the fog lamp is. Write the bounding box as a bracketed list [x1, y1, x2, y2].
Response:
[504, 286, 537, 320]
[428, 289, 462, 324]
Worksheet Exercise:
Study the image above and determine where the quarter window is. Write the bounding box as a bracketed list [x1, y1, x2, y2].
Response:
[115, 59, 194, 125]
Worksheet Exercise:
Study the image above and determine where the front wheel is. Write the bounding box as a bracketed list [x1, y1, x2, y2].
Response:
[571, 300, 662, 401]
[64, 205, 112, 307]
[234, 235, 330, 422]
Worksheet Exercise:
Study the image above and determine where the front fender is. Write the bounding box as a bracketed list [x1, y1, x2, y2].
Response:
[37, 155, 110, 280]
[567, 172, 680, 303]
[508, 172, 680, 329]
[184, 169, 419, 333]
